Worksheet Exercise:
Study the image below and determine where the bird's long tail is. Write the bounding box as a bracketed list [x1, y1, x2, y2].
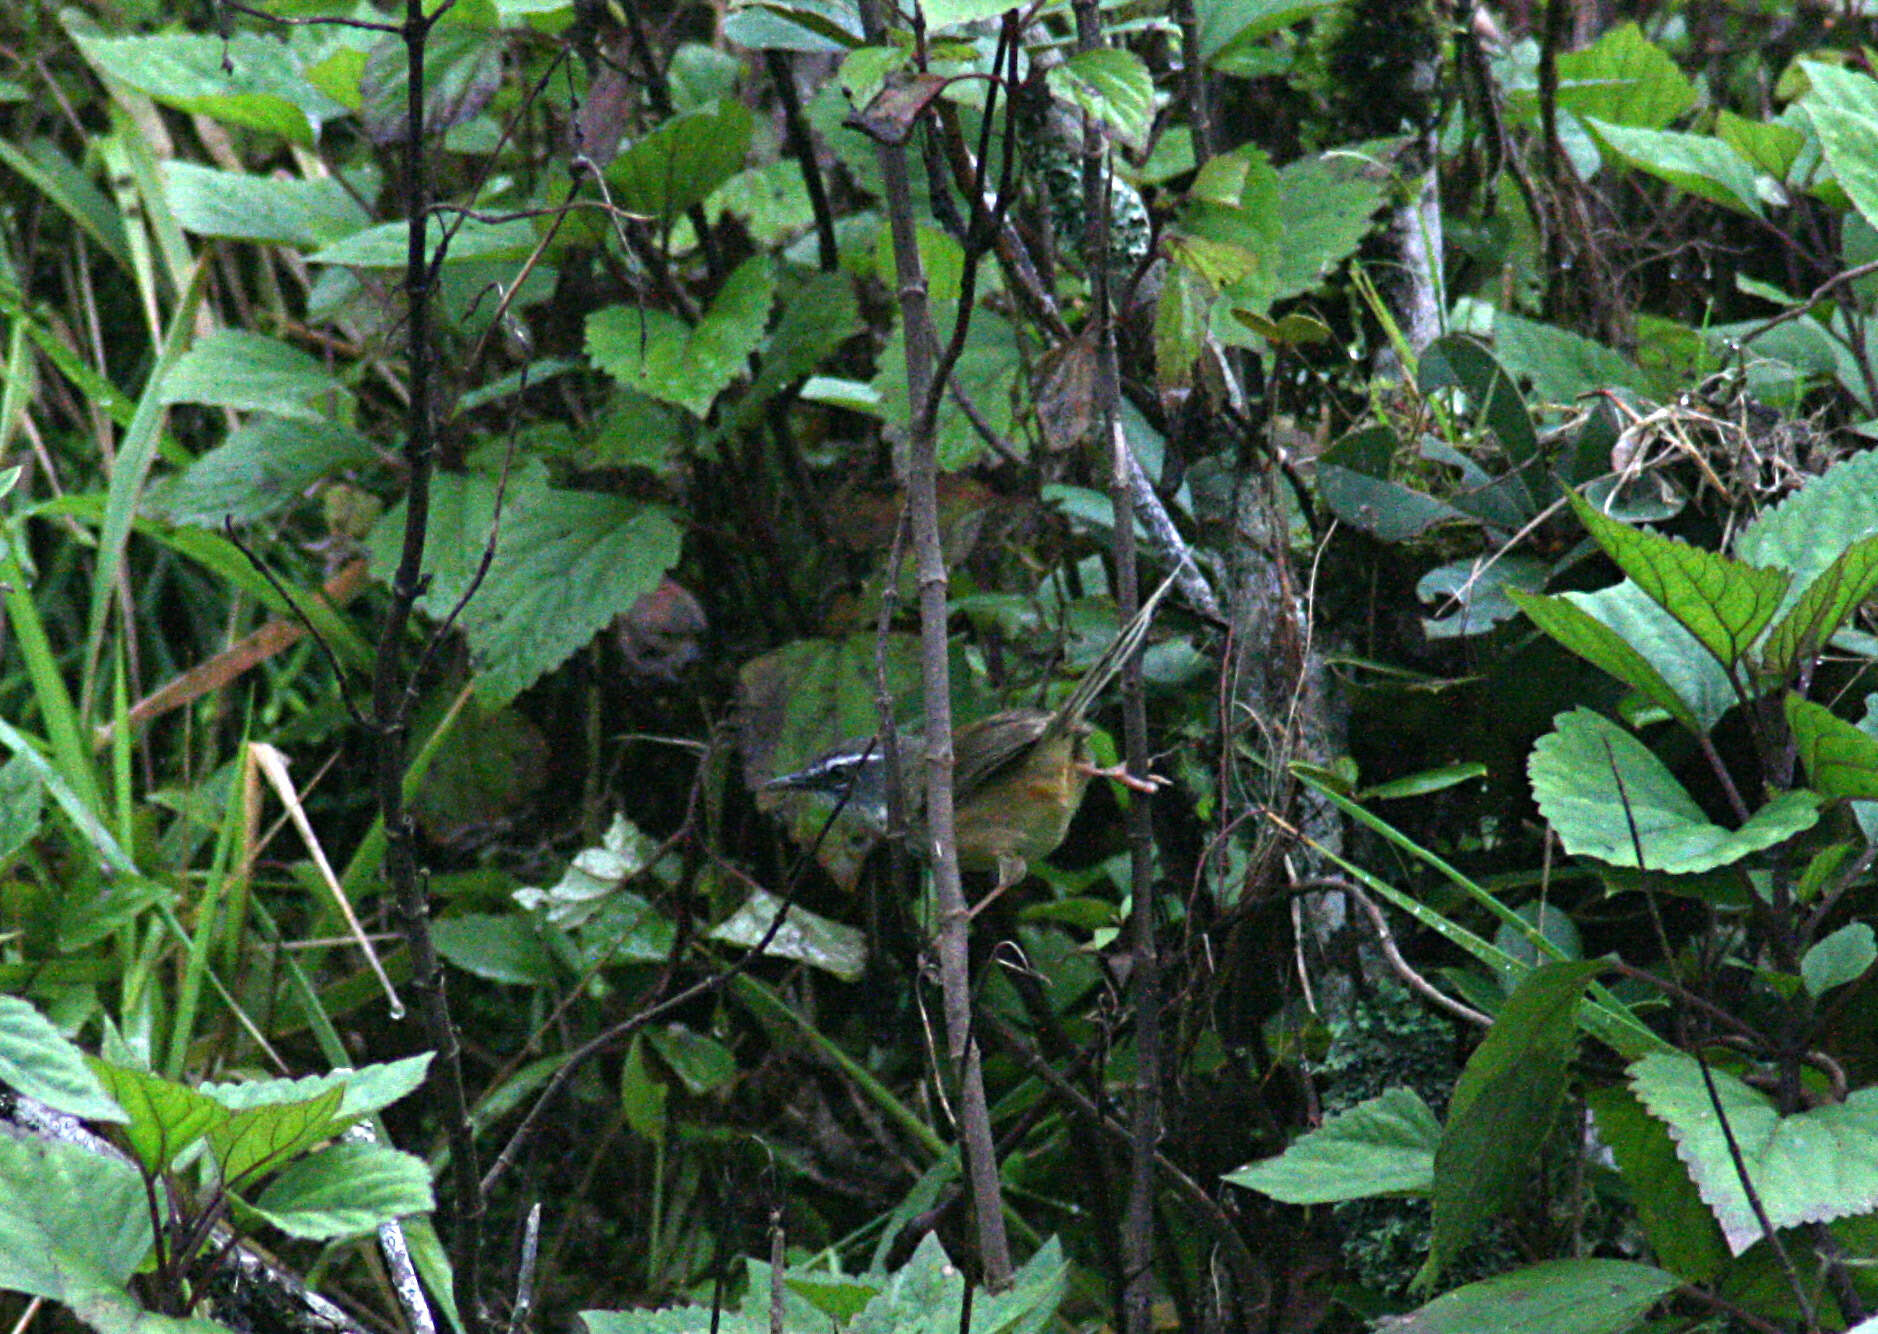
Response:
[1050, 563, 1184, 734]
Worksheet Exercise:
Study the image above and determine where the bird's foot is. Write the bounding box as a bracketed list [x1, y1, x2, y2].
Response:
[1075, 761, 1166, 794]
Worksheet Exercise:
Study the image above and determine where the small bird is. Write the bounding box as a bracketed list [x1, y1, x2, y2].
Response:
[765, 572, 1178, 901]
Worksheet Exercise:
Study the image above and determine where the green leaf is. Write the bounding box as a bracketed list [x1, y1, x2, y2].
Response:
[1418, 336, 1540, 510]
[359, 26, 502, 146]
[1568, 582, 1739, 731]
[1584, 119, 1765, 217]
[1758, 532, 1878, 680]
[1420, 961, 1604, 1286]
[1382, 1259, 1679, 1334]
[204, 1084, 347, 1186]
[511, 813, 666, 929]
[0, 1134, 152, 1300]
[1268, 154, 1387, 303]
[1566, 490, 1789, 670]
[158, 330, 351, 424]
[164, 161, 371, 247]
[432, 912, 559, 985]
[1787, 693, 1878, 801]
[722, 0, 864, 53]
[1586, 1084, 1729, 1280]
[1047, 49, 1154, 150]
[588, 256, 774, 417]
[1418, 555, 1548, 639]
[86, 1061, 226, 1175]
[0, 995, 126, 1124]
[1315, 425, 1467, 541]
[1735, 446, 1878, 594]
[1631, 1051, 1878, 1254]
[69, 25, 345, 148]
[709, 887, 867, 982]
[1717, 109, 1804, 184]
[155, 415, 379, 526]
[1468, 305, 1650, 404]
[646, 1025, 738, 1096]
[307, 213, 540, 266]
[608, 100, 755, 220]
[251, 1140, 435, 1240]
[1801, 923, 1876, 997]
[917, 0, 1019, 28]
[1530, 707, 1819, 873]
[620, 1035, 668, 1145]
[1195, 0, 1335, 64]
[0, 139, 131, 269]
[1801, 62, 1878, 237]
[1554, 22, 1694, 129]
[1154, 264, 1211, 392]
[1509, 590, 1700, 732]
[1225, 1086, 1438, 1202]
[367, 467, 684, 707]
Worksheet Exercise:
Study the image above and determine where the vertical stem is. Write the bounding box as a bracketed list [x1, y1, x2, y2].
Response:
[1068, 2, 1160, 1330]
[374, 3, 485, 1326]
[857, 0, 1013, 1290]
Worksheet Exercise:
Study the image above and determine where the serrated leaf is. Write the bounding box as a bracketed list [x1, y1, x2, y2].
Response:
[1802, 64, 1878, 236]
[588, 256, 774, 417]
[1378, 1260, 1679, 1334]
[1631, 1051, 1878, 1254]
[158, 330, 351, 424]
[1420, 961, 1603, 1285]
[251, 1140, 434, 1239]
[201, 1053, 431, 1122]
[0, 995, 126, 1124]
[0, 1134, 152, 1299]
[155, 415, 378, 527]
[1530, 707, 1818, 872]
[206, 1084, 347, 1186]
[367, 468, 683, 707]
[1554, 22, 1694, 129]
[1787, 693, 1878, 801]
[608, 99, 754, 219]
[1225, 1086, 1437, 1202]
[1758, 532, 1878, 680]
[1269, 154, 1386, 303]
[1802, 923, 1876, 997]
[1567, 491, 1789, 669]
[1585, 119, 1764, 217]
[1509, 590, 1700, 732]
[1047, 49, 1154, 150]
[1735, 431, 1878, 589]
[86, 1061, 226, 1174]
[1587, 1085, 1729, 1280]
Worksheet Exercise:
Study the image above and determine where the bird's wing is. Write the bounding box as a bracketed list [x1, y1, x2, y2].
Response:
[953, 709, 1054, 800]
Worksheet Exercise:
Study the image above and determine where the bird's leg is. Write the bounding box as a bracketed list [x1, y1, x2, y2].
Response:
[1073, 760, 1166, 794]
[967, 855, 1028, 918]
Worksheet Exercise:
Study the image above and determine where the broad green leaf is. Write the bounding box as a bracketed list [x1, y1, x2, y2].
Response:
[158, 330, 351, 424]
[205, 1084, 347, 1186]
[1787, 694, 1878, 802]
[1381, 1259, 1679, 1334]
[1587, 1085, 1729, 1280]
[646, 1025, 738, 1096]
[871, 304, 1023, 468]
[1195, 0, 1335, 64]
[1631, 1051, 1878, 1254]
[308, 213, 539, 266]
[1047, 49, 1154, 150]
[154, 415, 379, 526]
[1801, 63, 1878, 236]
[1554, 23, 1694, 129]
[86, 1061, 225, 1174]
[69, 26, 345, 147]
[620, 1035, 669, 1145]
[721, 0, 864, 52]
[432, 912, 559, 985]
[0, 996, 126, 1124]
[608, 99, 755, 220]
[588, 256, 774, 417]
[251, 1141, 434, 1239]
[1225, 1086, 1438, 1203]
[1267, 154, 1387, 305]
[1418, 555, 1548, 639]
[1154, 264, 1212, 391]
[164, 161, 370, 247]
[511, 812, 665, 929]
[709, 887, 867, 982]
[1717, 110, 1804, 184]
[1316, 426, 1467, 541]
[368, 467, 684, 706]
[1584, 119, 1764, 217]
[1802, 923, 1876, 997]
[1509, 590, 1700, 733]
[586, 1311, 769, 1334]
[1420, 961, 1603, 1285]
[1530, 708, 1819, 873]
[1735, 446, 1878, 595]
[0, 1134, 151, 1299]
[1562, 581, 1739, 731]
[919, 0, 1019, 27]
[359, 26, 502, 146]
[1465, 305, 1650, 404]
[1758, 532, 1878, 679]
[1567, 490, 1788, 670]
